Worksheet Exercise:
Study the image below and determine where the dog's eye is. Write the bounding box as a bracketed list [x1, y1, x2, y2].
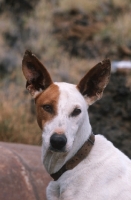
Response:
[42, 104, 53, 114]
[71, 108, 81, 117]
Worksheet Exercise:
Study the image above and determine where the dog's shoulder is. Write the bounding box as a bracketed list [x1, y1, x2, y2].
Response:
[57, 135, 131, 199]
[92, 134, 130, 162]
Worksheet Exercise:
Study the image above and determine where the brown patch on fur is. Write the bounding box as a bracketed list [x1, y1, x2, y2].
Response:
[35, 84, 60, 129]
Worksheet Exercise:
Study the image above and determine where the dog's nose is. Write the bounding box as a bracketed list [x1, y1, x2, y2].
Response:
[50, 133, 67, 151]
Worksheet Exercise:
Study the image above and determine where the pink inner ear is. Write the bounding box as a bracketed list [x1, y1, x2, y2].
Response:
[24, 63, 40, 83]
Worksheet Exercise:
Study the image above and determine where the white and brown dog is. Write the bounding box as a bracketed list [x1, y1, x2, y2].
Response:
[22, 50, 131, 200]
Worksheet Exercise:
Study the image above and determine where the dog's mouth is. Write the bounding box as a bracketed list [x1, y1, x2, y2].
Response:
[49, 146, 67, 153]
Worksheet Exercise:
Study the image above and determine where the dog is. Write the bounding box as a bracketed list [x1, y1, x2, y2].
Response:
[22, 50, 131, 200]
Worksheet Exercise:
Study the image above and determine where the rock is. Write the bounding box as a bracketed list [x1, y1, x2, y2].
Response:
[0, 142, 51, 200]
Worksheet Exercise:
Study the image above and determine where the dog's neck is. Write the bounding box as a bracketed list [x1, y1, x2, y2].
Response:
[51, 132, 95, 181]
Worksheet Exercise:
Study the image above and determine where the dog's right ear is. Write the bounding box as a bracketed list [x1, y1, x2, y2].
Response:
[22, 50, 53, 98]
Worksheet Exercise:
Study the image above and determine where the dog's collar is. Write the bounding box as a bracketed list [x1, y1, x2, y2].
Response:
[50, 132, 95, 181]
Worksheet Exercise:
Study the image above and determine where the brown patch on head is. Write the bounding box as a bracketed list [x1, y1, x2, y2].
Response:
[35, 84, 60, 129]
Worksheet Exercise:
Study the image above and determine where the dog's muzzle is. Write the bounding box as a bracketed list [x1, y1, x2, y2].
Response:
[50, 133, 67, 152]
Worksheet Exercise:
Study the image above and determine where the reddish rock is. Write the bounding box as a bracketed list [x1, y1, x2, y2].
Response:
[0, 142, 51, 200]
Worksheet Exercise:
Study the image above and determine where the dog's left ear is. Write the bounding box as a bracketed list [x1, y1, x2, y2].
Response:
[77, 59, 111, 105]
[22, 50, 53, 98]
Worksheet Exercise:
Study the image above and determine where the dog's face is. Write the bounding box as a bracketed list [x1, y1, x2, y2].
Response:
[22, 50, 111, 160]
[35, 82, 88, 154]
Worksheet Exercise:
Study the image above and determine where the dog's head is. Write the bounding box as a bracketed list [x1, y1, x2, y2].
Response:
[22, 50, 111, 162]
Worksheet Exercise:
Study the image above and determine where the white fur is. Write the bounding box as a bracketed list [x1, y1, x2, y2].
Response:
[41, 82, 131, 200]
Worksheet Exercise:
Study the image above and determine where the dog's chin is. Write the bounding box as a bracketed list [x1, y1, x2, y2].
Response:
[49, 146, 67, 153]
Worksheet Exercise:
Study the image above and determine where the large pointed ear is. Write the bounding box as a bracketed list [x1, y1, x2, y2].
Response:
[22, 50, 53, 98]
[77, 59, 111, 105]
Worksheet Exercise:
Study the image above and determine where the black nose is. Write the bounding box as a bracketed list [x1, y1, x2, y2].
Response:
[50, 133, 67, 151]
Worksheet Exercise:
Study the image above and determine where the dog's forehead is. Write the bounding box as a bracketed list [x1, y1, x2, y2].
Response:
[55, 82, 85, 107]
[55, 82, 77, 94]
[36, 82, 85, 109]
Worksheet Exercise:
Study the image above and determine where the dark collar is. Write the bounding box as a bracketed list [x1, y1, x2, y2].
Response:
[50, 133, 95, 181]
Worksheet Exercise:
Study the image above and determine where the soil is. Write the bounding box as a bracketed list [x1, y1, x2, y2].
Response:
[89, 71, 131, 158]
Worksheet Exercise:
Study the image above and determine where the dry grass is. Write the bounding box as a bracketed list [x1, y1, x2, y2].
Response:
[58, 0, 130, 12]
[96, 11, 131, 47]
[112, 0, 131, 8]
[0, 78, 41, 145]
[111, 13, 131, 45]
[59, 0, 101, 13]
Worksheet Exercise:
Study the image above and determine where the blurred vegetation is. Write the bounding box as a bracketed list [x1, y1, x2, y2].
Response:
[0, 0, 131, 145]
